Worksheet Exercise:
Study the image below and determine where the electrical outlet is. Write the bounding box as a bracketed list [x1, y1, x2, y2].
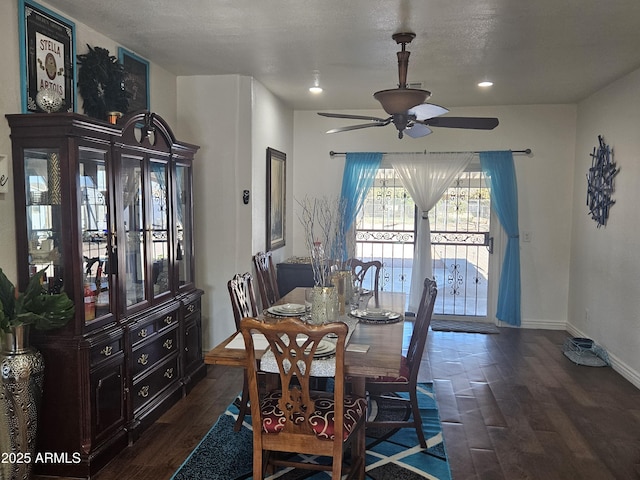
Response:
[522, 231, 532, 243]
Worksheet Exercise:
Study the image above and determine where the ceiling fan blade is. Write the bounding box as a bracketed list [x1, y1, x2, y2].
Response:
[424, 117, 499, 130]
[326, 121, 389, 134]
[408, 103, 449, 121]
[404, 123, 432, 138]
[318, 112, 389, 122]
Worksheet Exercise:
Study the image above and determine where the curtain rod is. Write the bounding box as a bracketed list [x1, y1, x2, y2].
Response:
[329, 148, 532, 157]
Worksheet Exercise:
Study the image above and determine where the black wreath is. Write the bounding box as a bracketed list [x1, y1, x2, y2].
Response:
[77, 45, 130, 120]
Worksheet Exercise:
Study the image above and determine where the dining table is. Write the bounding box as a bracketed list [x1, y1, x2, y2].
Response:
[203, 287, 407, 395]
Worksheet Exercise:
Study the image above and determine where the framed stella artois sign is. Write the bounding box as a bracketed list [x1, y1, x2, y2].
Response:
[19, 0, 76, 113]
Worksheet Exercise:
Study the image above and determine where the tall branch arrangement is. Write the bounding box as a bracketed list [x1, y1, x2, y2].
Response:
[297, 196, 350, 286]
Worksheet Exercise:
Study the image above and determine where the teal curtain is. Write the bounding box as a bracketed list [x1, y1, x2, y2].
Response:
[337, 152, 383, 261]
[480, 151, 521, 326]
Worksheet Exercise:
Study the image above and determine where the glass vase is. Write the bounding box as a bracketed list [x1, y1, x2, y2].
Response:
[309, 285, 338, 325]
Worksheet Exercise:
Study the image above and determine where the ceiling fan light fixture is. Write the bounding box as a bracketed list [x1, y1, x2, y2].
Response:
[374, 88, 430, 115]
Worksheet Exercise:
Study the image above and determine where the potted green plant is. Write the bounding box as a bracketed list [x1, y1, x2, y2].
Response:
[0, 267, 75, 340]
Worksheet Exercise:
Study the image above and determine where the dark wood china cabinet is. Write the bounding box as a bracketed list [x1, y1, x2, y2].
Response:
[6, 111, 206, 477]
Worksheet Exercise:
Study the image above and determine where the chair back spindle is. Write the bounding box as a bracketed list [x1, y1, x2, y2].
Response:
[347, 258, 382, 307]
[253, 251, 281, 309]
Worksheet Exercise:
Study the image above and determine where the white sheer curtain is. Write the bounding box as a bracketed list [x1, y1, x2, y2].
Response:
[388, 152, 475, 312]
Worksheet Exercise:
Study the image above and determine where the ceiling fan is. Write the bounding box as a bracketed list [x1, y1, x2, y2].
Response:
[318, 32, 499, 139]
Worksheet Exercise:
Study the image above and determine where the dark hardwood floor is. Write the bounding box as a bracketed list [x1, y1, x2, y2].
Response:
[427, 328, 640, 480]
[35, 328, 640, 479]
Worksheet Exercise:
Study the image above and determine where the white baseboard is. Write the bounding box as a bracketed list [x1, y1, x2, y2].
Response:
[566, 322, 640, 390]
[500, 318, 567, 330]
[496, 318, 640, 389]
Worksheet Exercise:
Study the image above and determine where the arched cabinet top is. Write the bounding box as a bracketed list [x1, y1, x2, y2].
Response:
[118, 110, 200, 157]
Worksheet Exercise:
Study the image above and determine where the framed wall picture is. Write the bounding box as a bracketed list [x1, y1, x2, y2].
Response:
[266, 148, 286, 250]
[118, 48, 150, 112]
[19, 0, 76, 113]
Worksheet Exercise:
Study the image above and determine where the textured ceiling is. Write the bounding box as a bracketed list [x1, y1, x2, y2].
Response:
[43, 0, 640, 112]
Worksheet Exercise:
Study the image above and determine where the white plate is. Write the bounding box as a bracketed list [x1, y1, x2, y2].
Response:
[278, 339, 336, 358]
[267, 304, 306, 316]
[309, 339, 336, 357]
[350, 309, 402, 322]
[273, 303, 305, 313]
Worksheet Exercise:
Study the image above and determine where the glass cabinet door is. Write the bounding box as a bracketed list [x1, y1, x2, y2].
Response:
[175, 163, 193, 287]
[149, 159, 170, 297]
[79, 148, 113, 323]
[24, 148, 65, 292]
[120, 154, 146, 307]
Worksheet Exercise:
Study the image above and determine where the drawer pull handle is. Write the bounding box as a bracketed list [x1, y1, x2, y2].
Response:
[138, 329, 148, 338]
[164, 315, 173, 325]
[187, 304, 195, 313]
[101, 346, 113, 357]
[163, 339, 173, 350]
[164, 368, 174, 379]
[138, 353, 149, 366]
[138, 385, 149, 398]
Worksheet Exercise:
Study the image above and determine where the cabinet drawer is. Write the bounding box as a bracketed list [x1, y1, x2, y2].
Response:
[129, 321, 158, 346]
[90, 337, 124, 367]
[132, 355, 179, 412]
[156, 310, 177, 331]
[183, 298, 201, 318]
[131, 327, 179, 377]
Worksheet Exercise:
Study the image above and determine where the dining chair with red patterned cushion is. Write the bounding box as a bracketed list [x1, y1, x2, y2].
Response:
[364, 277, 437, 448]
[241, 316, 366, 480]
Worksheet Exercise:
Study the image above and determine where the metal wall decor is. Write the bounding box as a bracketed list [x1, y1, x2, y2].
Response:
[586, 135, 618, 227]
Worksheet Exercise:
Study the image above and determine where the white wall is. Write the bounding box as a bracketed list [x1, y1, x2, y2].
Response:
[0, 0, 21, 282]
[293, 105, 577, 330]
[176, 75, 253, 350]
[569, 67, 640, 387]
[177, 75, 293, 350]
[251, 79, 294, 265]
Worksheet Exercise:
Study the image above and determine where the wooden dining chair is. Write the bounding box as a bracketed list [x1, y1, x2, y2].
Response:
[253, 251, 281, 309]
[227, 272, 259, 431]
[347, 258, 382, 307]
[364, 277, 437, 448]
[240, 317, 367, 480]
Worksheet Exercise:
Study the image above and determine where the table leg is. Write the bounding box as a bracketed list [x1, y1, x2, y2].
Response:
[351, 376, 366, 397]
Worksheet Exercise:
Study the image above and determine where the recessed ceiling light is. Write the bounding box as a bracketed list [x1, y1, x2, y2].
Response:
[309, 70, 323, 94]
[478, 81, 494, 88]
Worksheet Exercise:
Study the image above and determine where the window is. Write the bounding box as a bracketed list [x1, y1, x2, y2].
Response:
[355, 167, 491, 317]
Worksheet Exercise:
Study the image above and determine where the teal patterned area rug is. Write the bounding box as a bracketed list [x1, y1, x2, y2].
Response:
[172, 383, 451, 480]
